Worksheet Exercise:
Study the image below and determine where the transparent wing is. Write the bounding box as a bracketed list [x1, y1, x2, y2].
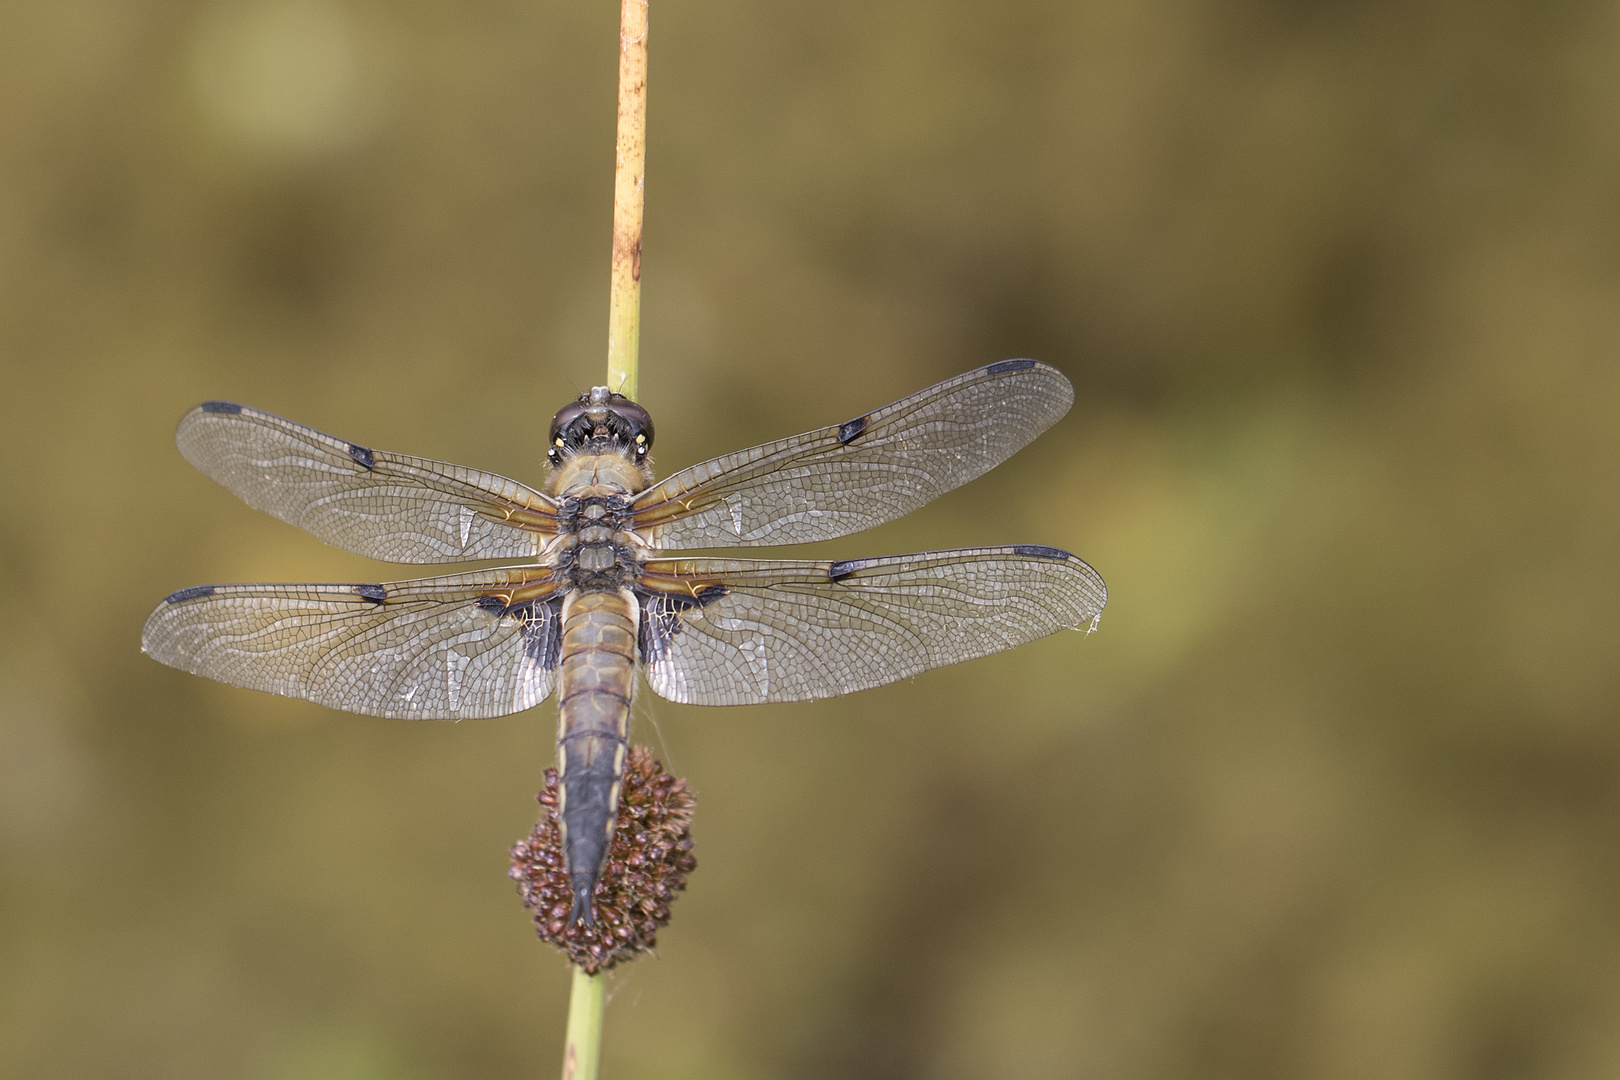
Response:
[141, 568, 562, 719]
[629, 360, 1074, 549]
[176, 402, 559, 563]
[637, 545, 1106, 705]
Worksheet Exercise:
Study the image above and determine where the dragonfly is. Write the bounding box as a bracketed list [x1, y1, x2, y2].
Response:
[143, 359, 1107, 924]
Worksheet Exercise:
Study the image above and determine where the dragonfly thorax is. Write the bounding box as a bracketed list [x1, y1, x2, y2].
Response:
[552, 486, 645, 591]
[546, 444, 653, 496]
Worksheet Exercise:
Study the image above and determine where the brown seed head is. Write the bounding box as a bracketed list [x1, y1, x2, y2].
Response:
[509, 746, 697, 973]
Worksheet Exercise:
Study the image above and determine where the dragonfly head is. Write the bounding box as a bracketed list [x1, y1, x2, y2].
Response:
[547, 386, 655, 469]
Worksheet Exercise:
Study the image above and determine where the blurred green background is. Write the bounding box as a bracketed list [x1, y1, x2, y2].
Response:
[3, 0, 1619, 1077]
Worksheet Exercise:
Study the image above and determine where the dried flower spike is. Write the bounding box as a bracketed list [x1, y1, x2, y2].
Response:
[511, 746, 696, 973]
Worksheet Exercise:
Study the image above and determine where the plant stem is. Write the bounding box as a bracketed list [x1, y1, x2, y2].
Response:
[606, 0, 648, 400]
[561, 965, 606, 1080]
[559, 3, 649, 1076]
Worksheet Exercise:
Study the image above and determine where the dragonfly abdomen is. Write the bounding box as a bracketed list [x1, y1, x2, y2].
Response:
[555, 588, 639, 925]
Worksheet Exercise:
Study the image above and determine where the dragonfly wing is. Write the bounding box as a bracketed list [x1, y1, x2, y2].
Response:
[629, 360, 1073, 549]
[142, 569, 562, 719]
[176, 402, 558, 563]
[636, 546, 1106, 705]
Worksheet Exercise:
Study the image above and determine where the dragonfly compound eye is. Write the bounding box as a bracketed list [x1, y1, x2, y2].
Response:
[605, 398, 654, 451]
[548, 394, 652, 456]
[549, 401, 590, 447]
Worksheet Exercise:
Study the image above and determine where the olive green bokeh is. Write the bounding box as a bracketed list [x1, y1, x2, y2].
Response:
[3, 1, 1619, 1077]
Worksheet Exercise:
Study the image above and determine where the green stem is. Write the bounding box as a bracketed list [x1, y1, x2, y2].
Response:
[558, 3, 649, 1073]
[606, 0, 648, 400]
[561, 966, 606, 1080]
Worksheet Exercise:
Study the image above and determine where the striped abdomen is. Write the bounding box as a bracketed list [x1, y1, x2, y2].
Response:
[556, 588, 638, 924]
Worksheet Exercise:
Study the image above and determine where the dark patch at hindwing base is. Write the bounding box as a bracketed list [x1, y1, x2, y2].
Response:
[477, 594, 566, 671]
[522, 599, 566, 671]
[637, 585, 730, 664]
[986, 358, 1037, 375]
[348, 443, 377, 470]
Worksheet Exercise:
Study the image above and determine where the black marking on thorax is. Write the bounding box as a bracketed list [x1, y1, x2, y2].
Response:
[348, 443, 377, 470]
[837, 414, 870, 445]
[555, 492, 641, 591]
[165, 584, 216, 603]
[557, 493, 634, 531]
[477, 594, 566, 670]
[986, 358, 1038, 375]
[199, 401, 243, 415]
[353, 583, 387, 602]
[637, 585, 730, 665]
[1012, 544, 1070, 560]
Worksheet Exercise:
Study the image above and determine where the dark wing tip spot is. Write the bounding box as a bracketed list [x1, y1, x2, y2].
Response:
[827, 559, 864, 582]
[354, 583, 387, 602]
[837, 414, 870, 446]
[165, 584, 217, 603]
[986, 358, 1038, 375]
[199, 400, 244, 415]
[1012, 544, 1071, 560]
[348, 443, 377, 470]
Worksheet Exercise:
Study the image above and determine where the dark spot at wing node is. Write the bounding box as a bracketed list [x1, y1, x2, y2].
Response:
[165, 584, 216, 603]
[986, 358, 1038, 375]
[828, 559, 865, 582]
[348, 443, 376, 470]
[1012, 544, 1070, 560]
[637, 586, 730, 664]
[353, 584, 387, 602]
[199, 401, 243, 415]
[837, 414, 870, 445]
